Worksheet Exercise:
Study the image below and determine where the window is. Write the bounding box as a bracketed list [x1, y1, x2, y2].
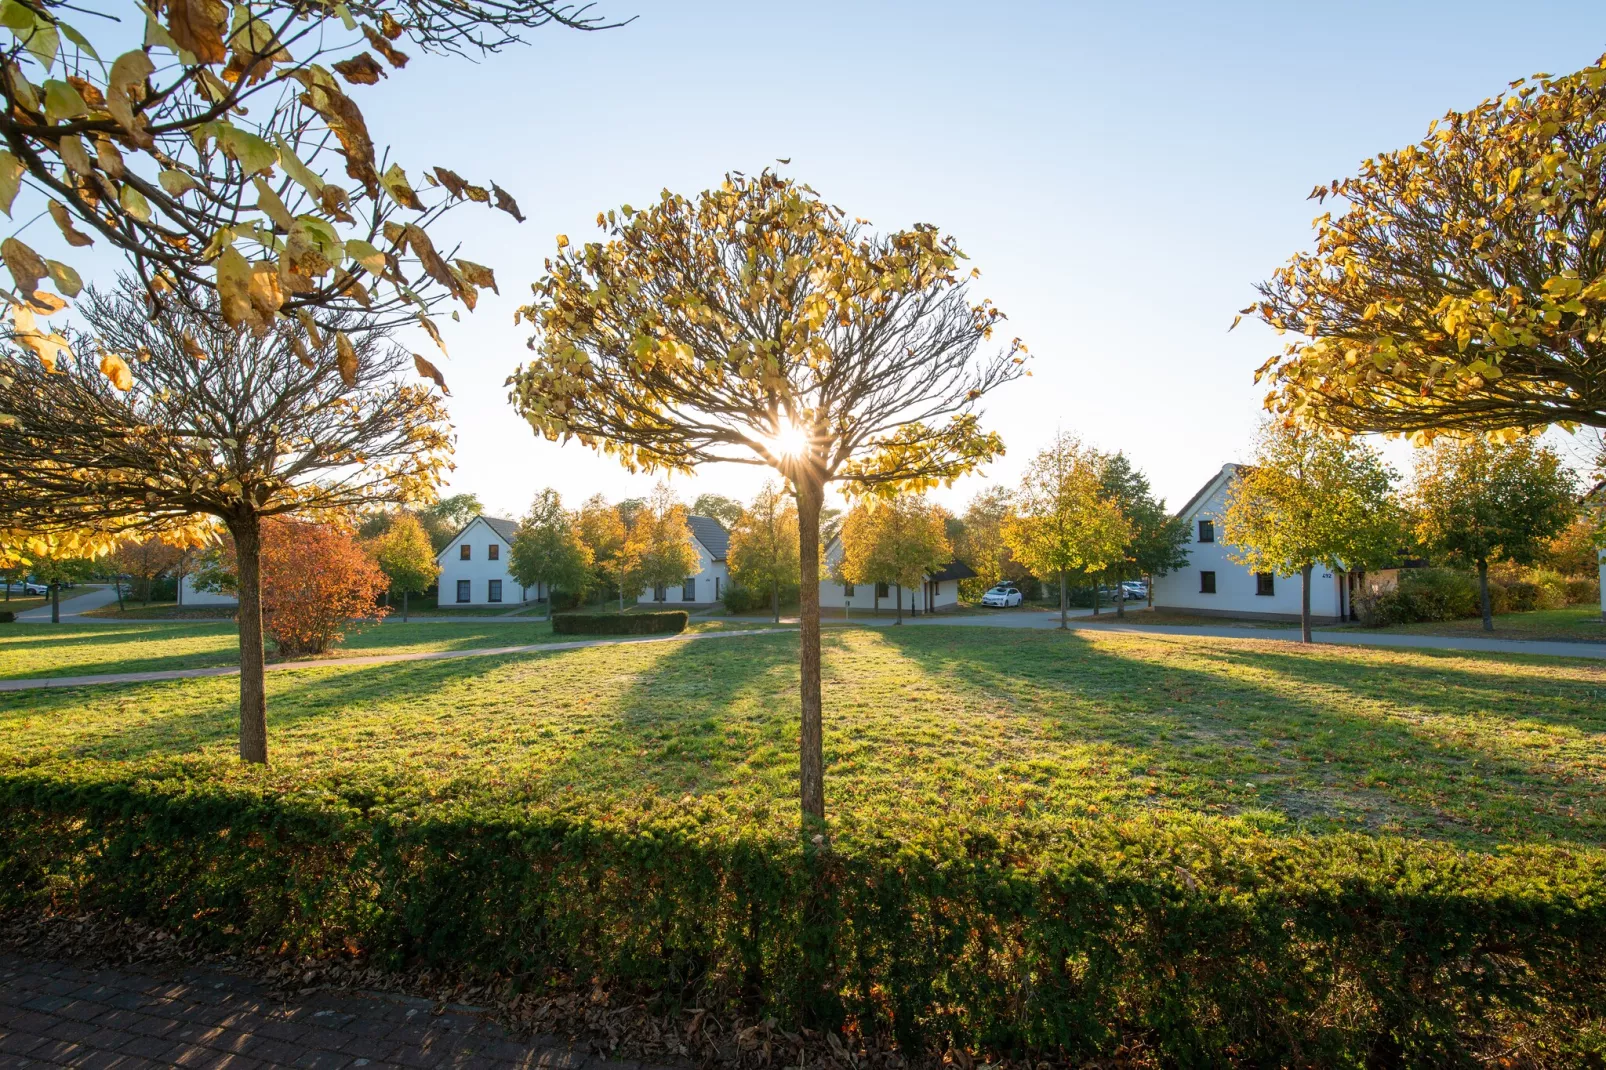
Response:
[654, 584, 666, 602]
[459, 544, 471, 560]
[456, 579, 471, 603]
[1256, 572, 1275, 596]
[844, 583, 855, 597]
[1200, 571, 1216, 594]
[1198, 520, 1214, 543]
[683, 578, 696, 601]
[488, 580, 502, 603]
[875, 582, 889, 598]
[488, 544, 499, 561]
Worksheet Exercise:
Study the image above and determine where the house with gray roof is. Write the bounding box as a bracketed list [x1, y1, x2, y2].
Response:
[635, 514, 731, 607]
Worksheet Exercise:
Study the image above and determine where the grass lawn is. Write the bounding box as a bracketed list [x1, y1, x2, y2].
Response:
[1075, 607, 1298, 628]
[3, 625, 1602, 851]
[0, 596, 47, 615]
[0, 617, 780, 681]
[1342, 603, 1606, 643]
[82, 600, 237, 621]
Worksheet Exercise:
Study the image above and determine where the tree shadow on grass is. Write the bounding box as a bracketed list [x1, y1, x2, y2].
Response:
[0, 623, 240, 681]
[869, 625, 1606, 850]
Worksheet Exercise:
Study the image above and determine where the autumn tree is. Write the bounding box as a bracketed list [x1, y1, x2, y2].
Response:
[1407, 437, 1577, 630]
[951, 485, 1024, 600]
[110, 534, 190, 607]
[692, 493, 745, 530]
[1223, 422, 1402, 642]
[728, 481, 801, 622]
[508, 171, 1024, 824]
[0, 0, 612, 389]
[1548, 514, 1604, 577]
[1001, 433, 1129, 629]
[0, 281, 449, 762]
[838, 495, 950, 624]
[248, 518, 387, 656]
[1098, 452, 1191, 617]
[509, 488, 592, 618]
[623, 484, 701, 603]
[576, 494, 628, 611]
[1249, 54, 1606, 436]
[370, 510, 438, 621]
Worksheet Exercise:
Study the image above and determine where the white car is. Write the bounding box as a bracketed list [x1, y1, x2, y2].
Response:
[980, 585, 1023, 608]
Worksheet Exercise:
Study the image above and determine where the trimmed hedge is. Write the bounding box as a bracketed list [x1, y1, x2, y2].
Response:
[0, 610, 12, 623]
[552, 610, 687, 636]
[2, 774, 1604, 1064]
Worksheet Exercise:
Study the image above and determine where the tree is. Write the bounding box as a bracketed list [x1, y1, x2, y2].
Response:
[255, 518, 387, 656]
[838, 495, 950, 624]
[508, 171, 1024, 825]
[1223, 422, 1402, 642]
[1548, 514, 1604, 577]
[951, 485, 1035, 600]
[692, 493, 744, 530]
[623, 484, 700, 602]
[728, 482, 801, 622]
[1097, 452, 1191, 617]
[370, 511, 438, 621]
[1001, 434, 1129, 629]
[1248, 53, 1606, 437]
[576, 494, 629, 611]
[0, 280, 449, 763]
[1407, 437, 1577, 630]
[509, 488, 592, 618]
[0, 0, 610, 384]
[110, 534, 189, 607]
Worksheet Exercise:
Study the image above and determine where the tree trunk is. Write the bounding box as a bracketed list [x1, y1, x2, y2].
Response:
[1059, 569, 1068, 630]
[794, 472, 826, 827]
[894, 584, 903, 625]
[618, 566, 625, 614]
[1478, 559, 1493, 632]
[1092, 580, 1100, 616]
[1300, 563, 1313, 644]
[50, 583, 59, 623]
[1147, 575, 1153, 609]
[403, 589, 410, 623]
[229, 514, 269, 765]
[115, 577, 125, 612]
[1116, 574, 1125, 618]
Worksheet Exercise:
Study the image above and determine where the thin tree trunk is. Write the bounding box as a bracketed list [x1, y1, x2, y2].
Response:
[1092, 579, 1100, 616]
[50, 583, 59, 623]
[403, 589, 410, 623]
[1478, 558, 1493, 632]
[115, 577, 124, 612]
[230, 514, 269, 765]
[1300, 563, 1313, 644]
[1116, 572, 1125, 618]
[618, 566, 625, 614]
[795, 472, 826, 826]
[1147, 575, 1153, 609]
[1059, 569, 1068, 629]
[895, 584, 903, 625]
[772, 580, 779, 624]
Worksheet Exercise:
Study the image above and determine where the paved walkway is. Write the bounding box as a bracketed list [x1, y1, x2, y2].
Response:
[0, 953, 643, 1069]
[15, 586, 120, 623]
[0, 628, 787, 692]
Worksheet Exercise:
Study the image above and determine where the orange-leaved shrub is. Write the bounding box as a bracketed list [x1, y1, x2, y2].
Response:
[258, 519, 388, 657]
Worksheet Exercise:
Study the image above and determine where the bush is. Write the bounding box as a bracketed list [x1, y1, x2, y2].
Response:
[546, 589, 585, 612]
[1, 777, 1603, 1065]
[1566, 576, 1601, 605]
[722, 583, 759, 614]
[552, 611, 687, 636]
[1357, 568, 1480, 627]
[0, 610, 12, 623]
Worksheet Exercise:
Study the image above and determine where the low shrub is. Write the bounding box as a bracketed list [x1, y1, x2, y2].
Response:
[1, 776, 1602, 1065]
[0, 610, 12, 623]
[723, 583, 798, 615]
[1566, 576, 1601, 605]
[552, 611, 687, 636]
[1357, 568, 1479, 626]
[546, 589, 586, 613]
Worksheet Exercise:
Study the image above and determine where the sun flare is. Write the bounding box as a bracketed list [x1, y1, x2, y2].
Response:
[767, 421, 810, 459]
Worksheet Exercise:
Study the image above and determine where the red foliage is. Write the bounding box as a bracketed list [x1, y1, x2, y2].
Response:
[258, 518, 388, 657]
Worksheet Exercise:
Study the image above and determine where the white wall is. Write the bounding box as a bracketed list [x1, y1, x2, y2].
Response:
[636, 537, 729, 605]
[178, 574, 237, 606]
[816, 541, 960, 611]
[1151, 468, 1345, 621]
[436, 519, 529, 606]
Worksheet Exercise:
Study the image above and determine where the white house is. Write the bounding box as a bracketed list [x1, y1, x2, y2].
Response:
[436, 516, 535, 606]
[177, 573, 237, 606]
[636, 515, 731, 606]
[817, 536, 975, 615]
[1151, 463, 1351, 623]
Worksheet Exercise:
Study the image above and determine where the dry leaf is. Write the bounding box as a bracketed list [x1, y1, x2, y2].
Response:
[166, 0, 229, 64]
[2, 237, 48, 294]
[454, 258, 497, 293]
[47, 201, 95, 247]
[100, 351, 134, 391]
[362, 24, 409, 67]
[333, 53, 386, 85]
[335, 330, 358, 386]
[416, 312, 446, 355]
[492, 183, 524, 222]
[413, 352, 449, 394]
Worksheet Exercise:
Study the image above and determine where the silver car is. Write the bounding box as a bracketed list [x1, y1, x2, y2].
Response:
[980, 585, 1023, 607]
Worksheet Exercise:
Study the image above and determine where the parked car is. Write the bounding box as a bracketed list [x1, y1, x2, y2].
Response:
[9, 581, 47, 596]
[1120, 581, 1148, 601]
[980, 584, 1023, 608]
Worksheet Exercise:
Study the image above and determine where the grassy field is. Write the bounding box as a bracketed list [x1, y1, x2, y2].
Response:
[3, 624, 1602, 850]
[82, 600, 236, 620]
[0, 596, 47, 615]
[0, 617, 776, 681]
[1346, 603, 1606, 643]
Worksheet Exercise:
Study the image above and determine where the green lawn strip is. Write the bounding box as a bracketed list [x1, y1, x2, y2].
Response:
[1338, 604, 1606, 644]
[3, 626, 1604, 1061]
[82, 601, 237, 621]
[0, 596, 48, 615]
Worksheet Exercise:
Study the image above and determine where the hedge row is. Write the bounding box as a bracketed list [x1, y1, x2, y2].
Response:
[551, 611, 687, 636]
[3, 774, 1603, 1064]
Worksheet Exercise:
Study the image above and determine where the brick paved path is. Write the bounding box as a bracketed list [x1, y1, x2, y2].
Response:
[0, 954, 652, 1069]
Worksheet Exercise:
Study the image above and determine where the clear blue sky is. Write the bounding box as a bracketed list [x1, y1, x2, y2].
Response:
[356, 0, 1606, 519]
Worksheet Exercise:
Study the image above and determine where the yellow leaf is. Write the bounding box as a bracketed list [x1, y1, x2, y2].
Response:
[335, 330, 358, 386]
[215, 246, 253, 329]
[0, 151, 23, 216]
[100, 351, 134, 391]
[345, 238, 386, 274]
[46, 259, 82, 297]
[159, 169, 199, 197]
[120, 183, 153, 223]
[413, 352, 449, 394]
[416, 313, 446, 355]
[252, 176, 294, 230]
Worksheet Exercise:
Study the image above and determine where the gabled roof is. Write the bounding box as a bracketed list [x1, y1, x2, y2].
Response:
[687, 515, 729, 560]
[435, 514, 518, 561]
[1173, 464, 1244, 521]
[928, 560, 977, 583]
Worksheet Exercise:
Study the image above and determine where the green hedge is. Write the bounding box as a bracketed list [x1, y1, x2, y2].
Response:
[2, 774, 1603, 1064]
[0, 610, 12, 623]
[552, 611, 687, 636]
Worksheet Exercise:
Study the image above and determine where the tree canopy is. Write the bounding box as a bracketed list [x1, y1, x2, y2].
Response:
[509, 488, 592, 617]
[1223, 422, 1402, 641]
[838, 495, 949, 624]
[1408, 437, 1577, 629]
[1098, 452, 1191, 613]
[727, 482, 800, 621]
[622, 484, 700, 600]
[1249, 54, 1606, 437]
[370, 510, 438, 619]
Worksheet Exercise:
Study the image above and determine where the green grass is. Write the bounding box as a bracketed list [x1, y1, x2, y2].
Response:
[82, 600, 237, 620]
[0, 596, 47, 615]
[1346, 603, 1606, 643]
[3, 625, 1602, 851]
